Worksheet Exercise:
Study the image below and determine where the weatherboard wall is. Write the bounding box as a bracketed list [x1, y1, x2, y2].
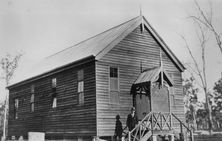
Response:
[96, 25, 184, 136]
[8, 60, 96, 139]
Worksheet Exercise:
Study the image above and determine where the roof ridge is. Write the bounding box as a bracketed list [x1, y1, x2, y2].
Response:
[45, 16, 140, 59]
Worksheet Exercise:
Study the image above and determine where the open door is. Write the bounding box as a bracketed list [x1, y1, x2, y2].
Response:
[135, 94, 151, 120]
[131, 82, 151, 120]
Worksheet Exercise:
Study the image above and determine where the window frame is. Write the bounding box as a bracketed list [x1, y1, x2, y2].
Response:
[52, 96, 57, 108]
[14, 98, 19, 119]
[77, 69, 84, 106]
[51, 77, 57, 108]
[109, 66, 120, 104]
[30, 85, 35, 112]
[52, 77, 57, 88]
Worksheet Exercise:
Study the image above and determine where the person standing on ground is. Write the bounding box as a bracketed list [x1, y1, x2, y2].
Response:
[114, 115, 123, 141]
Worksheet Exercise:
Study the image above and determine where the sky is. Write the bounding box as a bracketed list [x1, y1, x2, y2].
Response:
[0, 0, 222, 102]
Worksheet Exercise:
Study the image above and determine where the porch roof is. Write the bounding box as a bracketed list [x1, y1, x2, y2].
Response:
[134, 67, 173, 86]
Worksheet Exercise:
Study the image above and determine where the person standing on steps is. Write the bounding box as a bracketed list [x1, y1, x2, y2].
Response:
[126, 107, 138, 131]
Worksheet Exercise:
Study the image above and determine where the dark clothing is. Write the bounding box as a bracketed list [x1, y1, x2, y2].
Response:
[126, 114, 138, 131]
[114, 119, 123, 140]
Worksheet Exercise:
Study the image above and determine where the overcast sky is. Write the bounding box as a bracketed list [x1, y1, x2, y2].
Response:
[0, 0, 222, 102]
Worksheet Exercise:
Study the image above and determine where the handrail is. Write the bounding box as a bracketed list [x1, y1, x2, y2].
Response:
[122, 126, 129, 138]
[171, 113, 190, 131]
[126, 112, 193, 141]
[130, 112, 152, 133]
[128, 112, 152, 141]
[128, 112, 172, 141]
[172, 113, 193, 141]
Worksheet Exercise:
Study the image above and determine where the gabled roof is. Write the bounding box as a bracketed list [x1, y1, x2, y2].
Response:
[9, 15, 185, 88]
[134, 67, 173, 86]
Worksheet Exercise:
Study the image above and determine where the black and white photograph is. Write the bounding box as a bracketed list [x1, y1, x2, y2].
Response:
[0, 0, 222, 141]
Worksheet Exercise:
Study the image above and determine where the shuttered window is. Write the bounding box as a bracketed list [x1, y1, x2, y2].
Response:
[52, 97, 57, 108]
[31, 84, 35, 93]
[109, 67, 119, 104]
[14, 99, 19, 119]
[51, 78, 57, 108]
[78, 70, 84, 106]
[52, 78, 57, 88]
[30, 85, 35, 112]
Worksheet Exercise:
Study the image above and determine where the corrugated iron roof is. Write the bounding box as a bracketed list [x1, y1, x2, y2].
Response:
[9, 15, 184, 88]
[12, 16, 141, 85]
[134, 67, 173, 86]
[134, 67, 161, 84]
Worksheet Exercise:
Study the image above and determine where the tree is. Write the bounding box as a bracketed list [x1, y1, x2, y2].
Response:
[0, 53, 22, 140]
[196, 108, 208, 130]
[212, 78, 222, 129]
[0, 102, 5, 136]
[183, 77, 198, 130]
[181, 0, 218, 133]
[181, 24, 213, 133]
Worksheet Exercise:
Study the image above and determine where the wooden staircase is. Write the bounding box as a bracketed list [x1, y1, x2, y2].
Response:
[124, 112, 193, 141]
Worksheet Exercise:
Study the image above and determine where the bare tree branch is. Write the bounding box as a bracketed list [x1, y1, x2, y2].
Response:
[181, 13, 214, 131]
[184, 0, 217, 133]
[181, 35, 206, 89]
[185, 67, 204, 89]
[191, 0, 222, 55]
[184, 62, 200, 76]
[194, 0, 212, 29]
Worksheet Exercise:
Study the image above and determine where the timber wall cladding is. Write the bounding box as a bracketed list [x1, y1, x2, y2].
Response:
[96, 25, 184, 136]
[8, 61, 97, 138]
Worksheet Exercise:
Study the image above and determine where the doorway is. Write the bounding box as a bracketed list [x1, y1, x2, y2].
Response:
[135, 94, 151, 120]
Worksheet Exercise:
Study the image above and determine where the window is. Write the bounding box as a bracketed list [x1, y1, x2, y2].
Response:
[51, 78, 57, 108]
[52, 78, 57, 88]
[78, 70, 84, 105]
[30, 85, 35, 112]
[30, 94, 35, 112]
[14, 99, 19, 119]
[52, 96, 57, 108]
[109, 67, 119, 104]
[51, 91, 57, 108]
[31, 84, 35, 93]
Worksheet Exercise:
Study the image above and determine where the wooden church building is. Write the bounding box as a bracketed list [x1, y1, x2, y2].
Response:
[8, 15, 190, 141]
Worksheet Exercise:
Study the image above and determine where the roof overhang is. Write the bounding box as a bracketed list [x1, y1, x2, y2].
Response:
[131, 67, 173, 95]
[134, 67, 173, 86]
